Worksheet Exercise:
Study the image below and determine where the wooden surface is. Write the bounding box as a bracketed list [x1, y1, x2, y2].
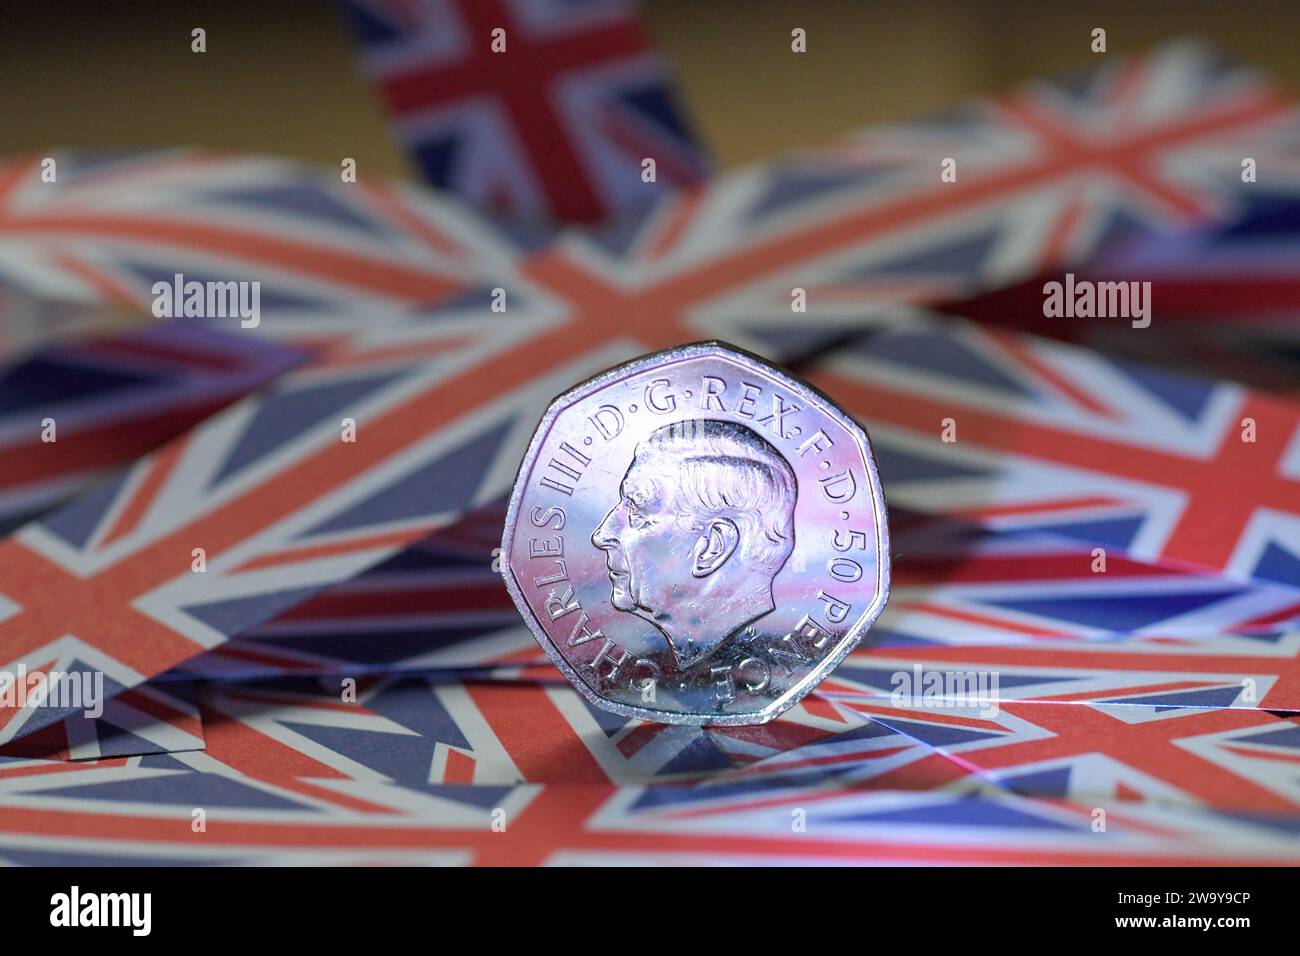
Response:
[1, 0, 1297, 177]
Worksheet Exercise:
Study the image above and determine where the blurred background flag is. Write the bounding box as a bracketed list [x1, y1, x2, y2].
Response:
[338, 0, 711, 225]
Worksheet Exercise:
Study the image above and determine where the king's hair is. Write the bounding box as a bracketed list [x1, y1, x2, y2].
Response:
[630, 419, 797, 573]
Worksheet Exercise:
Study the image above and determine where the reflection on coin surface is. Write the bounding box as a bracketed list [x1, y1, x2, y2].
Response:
[501, 341, 890, 726]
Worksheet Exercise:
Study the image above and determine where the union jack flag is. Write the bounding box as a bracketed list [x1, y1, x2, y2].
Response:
[161, 501, 533, 683]
[340, 0, 709, 224]
[434, 40, 1300, 374]
[883, 510, 1300, 641]
[933, 188, 1300, 394]
[0, 42, 1293, 355]
[1, 41, 1299, 864]
[806, 320, 1300, 590]
[0, 683, 203, 763]
[1083, 189, 1300, 390]
[859, 699, 1300, 814]
[0, 764, 1295, 865]
[939, 274, 1300, 396]
[836, 628, 1300, 711]
[0, 43, 1294, 374]
[0, 320, 301, 533]
[0, 149, 520, 337]
[1098, 195, 1300, 322]
[3, 641, 1297, 863]
[182, 674, 917, 787]
[154, 503, 1300, 688]
[0, 323, 564, 744]
[0, 287, 144, 357]
[0, 670, 975, 810]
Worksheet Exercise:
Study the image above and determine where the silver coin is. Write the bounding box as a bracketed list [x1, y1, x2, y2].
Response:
[501, 341, 890, 726]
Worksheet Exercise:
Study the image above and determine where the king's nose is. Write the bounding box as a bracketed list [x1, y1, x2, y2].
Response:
[591, 507, 617, 549]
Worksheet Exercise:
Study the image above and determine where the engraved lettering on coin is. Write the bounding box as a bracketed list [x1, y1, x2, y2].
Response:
[501, 341, 890, 726]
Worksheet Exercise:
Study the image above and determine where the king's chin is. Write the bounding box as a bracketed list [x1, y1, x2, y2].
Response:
[624, 579, 776, 671]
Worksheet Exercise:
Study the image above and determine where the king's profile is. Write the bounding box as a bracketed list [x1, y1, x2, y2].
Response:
[591, 419, 797, 669]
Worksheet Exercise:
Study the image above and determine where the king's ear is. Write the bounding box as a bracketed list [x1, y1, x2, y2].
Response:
[692, 518, 739, 578]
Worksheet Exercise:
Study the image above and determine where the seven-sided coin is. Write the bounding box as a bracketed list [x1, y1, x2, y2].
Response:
[501, 341, 889, 726]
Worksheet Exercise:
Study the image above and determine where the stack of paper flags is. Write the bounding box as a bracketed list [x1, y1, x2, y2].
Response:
[0, 25, 1298, 864]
